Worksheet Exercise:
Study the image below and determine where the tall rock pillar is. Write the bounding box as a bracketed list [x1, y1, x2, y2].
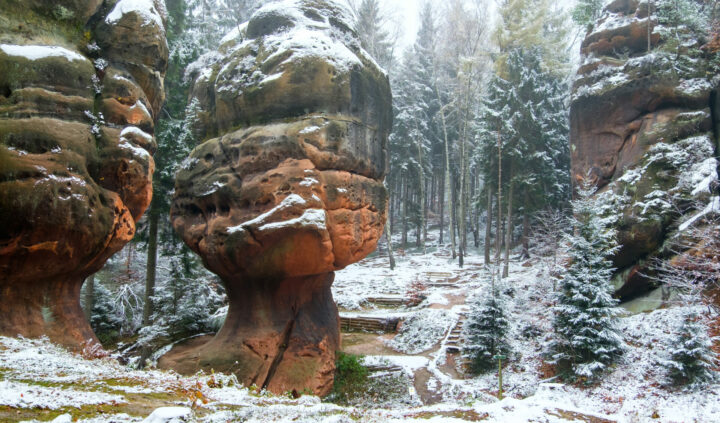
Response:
[0, 0, 168, 348]
[162, 0, 391, 395]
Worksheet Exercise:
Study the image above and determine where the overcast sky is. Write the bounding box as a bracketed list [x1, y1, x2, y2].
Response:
[374, 0, 580, 64]
[381, 0, 422, 49]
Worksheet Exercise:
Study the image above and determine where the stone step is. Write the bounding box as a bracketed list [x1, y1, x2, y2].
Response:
[340, 316, 400, 333]
[366, 297, 409, 306]
[365, 364, 403, 373]
[445, 315, 467, 354]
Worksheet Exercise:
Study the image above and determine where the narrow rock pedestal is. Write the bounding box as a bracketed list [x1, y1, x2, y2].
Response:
[159, 273, 339, 394]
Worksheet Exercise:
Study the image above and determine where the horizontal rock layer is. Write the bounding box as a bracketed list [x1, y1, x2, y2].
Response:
[0, 0, 168, 348]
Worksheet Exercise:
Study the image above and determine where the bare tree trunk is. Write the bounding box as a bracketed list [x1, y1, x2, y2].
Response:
[484, 188, 493, 265]
[503, 174, 513, 278]
[412, 121, 427, 253]
[386, 186, 396, 269]
[450, 174, 458, 260]
[125, 243, 133, 275]
[435, 84, 455, 258]
[495, 199, 502, 266]
[423, 189, 428, 248]
[521, 189, 530, 259]
[401, 175, 408, 247]
[385, 220, 396, 270]
[415, 193, 421, 247]
[439, 161, 445, 245]
[142, 199, 158, 327]
[430, 172, 436, 214]
[83, 274, 95, 322]
[471, 172, 480, 248]
[495, 129, 502, 263]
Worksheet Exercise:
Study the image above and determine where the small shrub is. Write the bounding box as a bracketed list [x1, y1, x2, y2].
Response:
[328, 352, 368, 403]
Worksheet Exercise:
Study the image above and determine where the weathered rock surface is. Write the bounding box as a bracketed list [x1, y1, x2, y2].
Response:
[0, 0, 168, 348]
[570, 0, 719, 299]
[163, 0, 391, 395]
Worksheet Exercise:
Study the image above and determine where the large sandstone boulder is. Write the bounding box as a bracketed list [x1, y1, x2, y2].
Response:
[0, 0, 168, 348]
[570, 0, 719, 299]
[163, 0, 391, 396]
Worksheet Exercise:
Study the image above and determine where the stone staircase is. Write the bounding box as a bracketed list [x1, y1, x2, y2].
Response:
[425, 271, 459, 288]
[445, 314, 466, 354]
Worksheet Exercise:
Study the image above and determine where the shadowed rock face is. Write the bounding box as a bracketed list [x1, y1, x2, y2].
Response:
[164, 0, 391, 395]
[570, 0, 719, 299]
[0, 0, 168, 348]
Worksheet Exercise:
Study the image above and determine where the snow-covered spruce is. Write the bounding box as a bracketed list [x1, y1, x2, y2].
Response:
[545, 178, 624, 380]
[463, 271, 510, 374]
[662, 309, 718, 387]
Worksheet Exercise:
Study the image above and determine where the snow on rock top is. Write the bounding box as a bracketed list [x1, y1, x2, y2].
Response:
[106, 0, 165, 30]
[0, 44, 87, 63]
[218, 0, 377, 75]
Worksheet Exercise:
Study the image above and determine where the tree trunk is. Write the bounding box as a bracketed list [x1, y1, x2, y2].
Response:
[126, 243, 133, 275]
[503, 175, 513, 278]
[495, 129, 502, 263]
[450, 174, 457, 260]
[495, 195, 502, 263]
[385, 220, 396, 270]
[401, 175, 408, 247]
[430, 172, 436, 214]
[484, 188, 493, 265]
[436, 87, 455, 258]
[413, 121, 427, 253]
[415, 195, 421, 247]
[521, 189, 530, 259]
[83, 274, 95, 322]
[439, 161, 445, 245]
[390, 180, 396, 241]
[142, 199, 159, 327]
[471, 172, 480, 248]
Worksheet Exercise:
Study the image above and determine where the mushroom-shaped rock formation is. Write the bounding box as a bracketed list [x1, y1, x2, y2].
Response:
[570, 0, 719, 299]
[162, 0, 391, 395]
[0, 0, 168, 348]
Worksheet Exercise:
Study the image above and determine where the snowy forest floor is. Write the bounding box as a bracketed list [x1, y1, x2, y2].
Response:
[1, 245, 719, 422]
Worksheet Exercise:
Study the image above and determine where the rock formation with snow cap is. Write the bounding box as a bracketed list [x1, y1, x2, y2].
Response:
[570, 0, 719, 299]
[0, 0, 168, 348]
[164, 0, 391, 396]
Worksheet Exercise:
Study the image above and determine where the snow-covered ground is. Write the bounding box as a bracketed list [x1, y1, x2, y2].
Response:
[1, 244, 718, 422]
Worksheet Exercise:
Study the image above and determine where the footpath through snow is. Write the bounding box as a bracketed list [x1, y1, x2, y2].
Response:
[1, 248, 718, 422]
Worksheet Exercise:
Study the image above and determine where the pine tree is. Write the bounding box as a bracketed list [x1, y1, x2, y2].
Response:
[494, 0, 570, 78]
[547, 178, 624, 380]
[387, 3, 438, 249]
[350, 0, 395, 71]
[663, 310, 717, 387]
[572, 0, 604, 30]
[463, 272, 510, 374]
